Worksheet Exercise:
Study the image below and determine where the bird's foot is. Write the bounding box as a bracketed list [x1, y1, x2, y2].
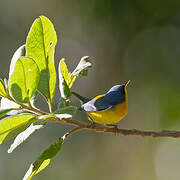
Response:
[88, 121, 96, 128]
[107, 124, 119, 136]
[87, 116, 96, 128]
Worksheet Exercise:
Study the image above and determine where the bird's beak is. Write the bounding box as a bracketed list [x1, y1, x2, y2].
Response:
[124, 80, 130, 88]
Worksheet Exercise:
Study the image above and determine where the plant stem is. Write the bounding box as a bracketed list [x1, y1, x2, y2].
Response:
[51, 117, 180, 138]
[7, 96, 46, 115]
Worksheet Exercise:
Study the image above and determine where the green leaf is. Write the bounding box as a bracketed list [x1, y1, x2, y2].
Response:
[23, 138, 64, 180]
[9, 57, 40, 103]
[59, 58, 71, 85]
[58, 57, 91, 92]
[8, 123, 44, 153]
[55, 106, 77, 116]
[9, 45, 26, 78]
[0, 79, 7, 97]
[71, 56, 91, 77]
[58, 59, 71, 99]
[0, 98, 21, 116]
[26, 16, 57, 104]
[68, 75, 76, 88]
[0, 114, 36, 144]
[0, 109, 14, 119]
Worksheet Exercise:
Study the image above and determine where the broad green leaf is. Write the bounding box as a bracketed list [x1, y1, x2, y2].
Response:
[58, 58, 76, 88]
[58, 59, 71, 99]
[9, 45, 26, 78]
[0, 114, 36, 144]
[9, 57, 40, 103]
[0, 123, 32, 144]
[68, 75, 76, 88]
[0, 97, 20, 115]
[71, 56, 91, 77]
[59, 58, 71, 86]
[58, 57, 91, 91]
[0, 79, 7, 97]
[0, 109, 14, 119]
[26, 16, 57, 104]
[8, 123, 44, 153]
[55, 106, 77, 116]
[23, 138, 64, 180]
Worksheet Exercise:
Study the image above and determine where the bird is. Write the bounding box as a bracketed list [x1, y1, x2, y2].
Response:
[72, 80, 130, 125]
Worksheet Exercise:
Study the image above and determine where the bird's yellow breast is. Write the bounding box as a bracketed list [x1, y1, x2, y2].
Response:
[88, 102, 128, 124]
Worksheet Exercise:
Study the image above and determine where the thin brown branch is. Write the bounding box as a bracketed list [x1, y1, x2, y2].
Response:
[8, 93, 180, 139]
[52, 117, 180, 138]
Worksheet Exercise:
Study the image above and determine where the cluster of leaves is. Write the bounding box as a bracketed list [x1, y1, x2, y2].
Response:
[0, 16, 91, 180]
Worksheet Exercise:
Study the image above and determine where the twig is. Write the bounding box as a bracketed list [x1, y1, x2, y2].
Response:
[52, 117, 180, 138]
[7, 96, 46, 115]
[8, 94, 180, 139]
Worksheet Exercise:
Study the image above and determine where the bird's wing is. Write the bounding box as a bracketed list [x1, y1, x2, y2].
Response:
[82, 95, 112, 111]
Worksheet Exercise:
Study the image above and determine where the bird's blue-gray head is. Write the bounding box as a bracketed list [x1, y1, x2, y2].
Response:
[108, 85, 124, 94]
[103, 81, 130, 105]
[108, 81, 130, 93]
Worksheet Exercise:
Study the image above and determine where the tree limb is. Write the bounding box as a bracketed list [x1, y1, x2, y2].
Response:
[21, 101, 180, 139]
[53, 117, 180, 138]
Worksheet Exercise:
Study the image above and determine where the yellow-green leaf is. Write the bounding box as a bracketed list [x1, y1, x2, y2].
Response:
[0, 109, 14, 119]
[23, 138, 64, 180]
[68, 75, 76, 88]
[58, 59, 71, 99]
[0, 79, 7, 97]
[9, 45, 26, 78]
[58, 57, 92, 91]
[0, 114, 36, 144]
[26, 16, 57, 104]
[9, 57, 40, 103]
[59, 58, 71, 84]
[8, 123, 44, 153]
[58, 58, 77, 88]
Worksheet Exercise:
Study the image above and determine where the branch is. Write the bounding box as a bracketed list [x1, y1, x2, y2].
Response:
[16, 97, 180, 139]
[52, 118, 180, 138]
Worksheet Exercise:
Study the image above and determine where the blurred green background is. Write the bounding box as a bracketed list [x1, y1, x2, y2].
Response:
[1, 0, 180, 179]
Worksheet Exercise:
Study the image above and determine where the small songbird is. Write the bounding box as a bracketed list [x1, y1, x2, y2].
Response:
[72, 80, 130, 125]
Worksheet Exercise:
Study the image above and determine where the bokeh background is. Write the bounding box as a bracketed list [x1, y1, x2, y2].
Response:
[1, 0, 180, 179]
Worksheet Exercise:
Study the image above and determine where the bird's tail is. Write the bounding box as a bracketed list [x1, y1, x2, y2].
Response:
[72, 91, 90, 104]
